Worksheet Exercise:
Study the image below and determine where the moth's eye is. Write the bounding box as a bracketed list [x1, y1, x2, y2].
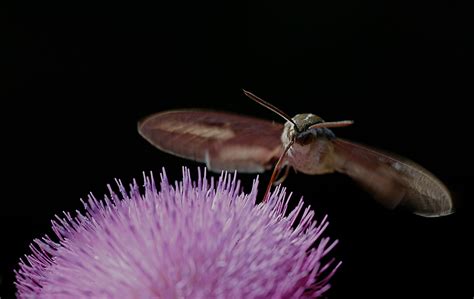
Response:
[310, 120, 323, 126]
[296, 132, 314, 145]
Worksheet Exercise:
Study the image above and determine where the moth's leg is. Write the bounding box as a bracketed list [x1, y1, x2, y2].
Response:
[273, 165, 290, 185]
[263, 139, 294, 202]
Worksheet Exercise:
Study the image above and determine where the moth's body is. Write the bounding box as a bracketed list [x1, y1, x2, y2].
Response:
[138, 92, 454, 217]
[282, 114, 338, 175]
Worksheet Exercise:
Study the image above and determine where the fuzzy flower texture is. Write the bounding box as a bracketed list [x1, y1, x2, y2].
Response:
[16, 168, 341, 298]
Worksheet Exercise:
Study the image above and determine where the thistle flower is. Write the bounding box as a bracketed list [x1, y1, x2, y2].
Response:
[15, 168, 340, 298]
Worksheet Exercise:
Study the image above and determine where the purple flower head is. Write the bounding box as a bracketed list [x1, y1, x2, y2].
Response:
[16, 168, 340, 298]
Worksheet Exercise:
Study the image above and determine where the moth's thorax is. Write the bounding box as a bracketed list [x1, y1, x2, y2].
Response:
[281, 113, 337, 175]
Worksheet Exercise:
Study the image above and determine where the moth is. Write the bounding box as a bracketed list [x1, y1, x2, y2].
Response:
[138, 90, 453, 217]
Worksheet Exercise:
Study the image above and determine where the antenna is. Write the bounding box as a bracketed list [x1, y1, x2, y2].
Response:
[242, 90, 300, 131]
[309, 120, 354, 130]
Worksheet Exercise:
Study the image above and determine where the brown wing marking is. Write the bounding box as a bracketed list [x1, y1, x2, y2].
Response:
[332, 138, 453, 217]
[138, 110, 284, 173]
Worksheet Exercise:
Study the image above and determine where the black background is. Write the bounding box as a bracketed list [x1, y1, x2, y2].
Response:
[5, 0, 473, 298]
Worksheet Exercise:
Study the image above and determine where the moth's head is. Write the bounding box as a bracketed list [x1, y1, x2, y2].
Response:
[283, 113, 331, 145]
[291, 114, 325, 132]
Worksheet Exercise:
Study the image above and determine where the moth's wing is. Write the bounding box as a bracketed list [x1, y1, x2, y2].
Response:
[332, 138, 453, 217]
[138, 110, 284, 173]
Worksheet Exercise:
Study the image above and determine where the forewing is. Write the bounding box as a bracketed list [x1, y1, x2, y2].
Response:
[332, 138, 453, 217]
[138, 110, 284, 173]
